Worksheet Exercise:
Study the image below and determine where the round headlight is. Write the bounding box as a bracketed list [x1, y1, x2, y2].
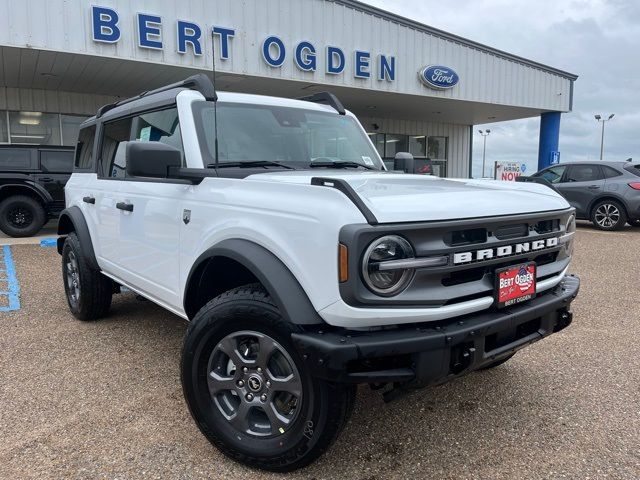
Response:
[565, 214, 576, 256]
[362, 235, 415, 296]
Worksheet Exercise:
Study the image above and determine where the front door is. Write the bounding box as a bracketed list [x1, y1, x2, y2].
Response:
[556, 164, 605, 217]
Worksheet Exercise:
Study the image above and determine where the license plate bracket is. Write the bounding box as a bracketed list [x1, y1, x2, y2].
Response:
[495, 262, 536, 308]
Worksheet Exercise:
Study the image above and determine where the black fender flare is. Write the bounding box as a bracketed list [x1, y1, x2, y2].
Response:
[185, 239, 324, 325]
[0, 181, 53, 204]
[56, 206, 100, 270]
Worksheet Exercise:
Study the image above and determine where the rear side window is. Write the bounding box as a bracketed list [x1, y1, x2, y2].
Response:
[565, 165, 603, 182]
[624, 164, 640, 177]
[0, 148, 33, 170]
[100, 118, 133, 178]
[75, 126, 96, 170]
[40, 150, 74, 173]
[601, 166, 623, 178]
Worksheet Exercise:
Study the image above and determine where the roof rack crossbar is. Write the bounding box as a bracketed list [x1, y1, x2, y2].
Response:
[96, 73, 217, 118]
[298, 92, 346, 115]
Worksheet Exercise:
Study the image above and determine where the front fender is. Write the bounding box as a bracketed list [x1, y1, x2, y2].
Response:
[185, 239, 324, 325]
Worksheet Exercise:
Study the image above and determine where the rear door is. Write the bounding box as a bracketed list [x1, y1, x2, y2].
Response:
[556, 164, 605, 216]
[35, 149, 74, 207]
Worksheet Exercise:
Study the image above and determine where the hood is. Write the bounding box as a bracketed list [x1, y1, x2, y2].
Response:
[245, 171, 570, 223]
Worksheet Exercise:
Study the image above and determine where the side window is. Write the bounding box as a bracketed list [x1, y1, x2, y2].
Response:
[601, 165, 622, 178]
[565, 165, 603, 183]
[0, 148, 33, 170]
[538, 165, 566, 184]
[40, 150, 74, 173]
[132, 108, 184, 164]
[75, 126, 96, 169]
[100, 118, 133, 178]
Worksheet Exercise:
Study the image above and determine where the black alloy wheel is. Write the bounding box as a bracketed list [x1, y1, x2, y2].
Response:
[207, 330, 303, 437]
[61, 232, 113, 321]
[0, 195, 46, 237]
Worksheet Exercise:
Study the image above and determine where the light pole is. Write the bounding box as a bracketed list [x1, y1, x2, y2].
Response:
[595, 114, 614, 160]
[478, 129, 491, 177]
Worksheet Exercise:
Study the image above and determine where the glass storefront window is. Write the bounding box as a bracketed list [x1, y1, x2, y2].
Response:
[427, 136, 447, 160]
[0, 112, 8, 142]
[408, 135, 426, 157]
[61, 114, 88, 146]
[9, 111, 61, 145]
[385, 134, 408, 158]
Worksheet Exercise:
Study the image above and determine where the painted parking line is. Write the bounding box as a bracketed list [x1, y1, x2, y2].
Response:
[0, 245, 20, 312]
[40, 238, 58, 247]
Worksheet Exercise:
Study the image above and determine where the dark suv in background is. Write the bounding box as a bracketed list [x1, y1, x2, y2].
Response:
[0, 145, 74, 237]
[530, 161, 640, 230]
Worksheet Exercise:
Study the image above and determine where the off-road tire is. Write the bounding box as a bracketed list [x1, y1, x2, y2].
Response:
[61, 232, 112, 321]
[181, 283, 356, 472]
[0, 195, 46, 237]
[478, 353, 516, 371]
[590, 199, 627, 231]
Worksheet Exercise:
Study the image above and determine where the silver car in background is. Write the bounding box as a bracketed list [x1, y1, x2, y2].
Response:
[530, 161, 640, 230]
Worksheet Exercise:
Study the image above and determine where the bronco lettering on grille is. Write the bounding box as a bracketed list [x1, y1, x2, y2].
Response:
[453, 237, 559, 265]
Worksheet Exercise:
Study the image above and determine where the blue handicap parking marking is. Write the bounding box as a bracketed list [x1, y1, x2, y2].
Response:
[40, 238, 58, 248]
[0, 245, 20, 312]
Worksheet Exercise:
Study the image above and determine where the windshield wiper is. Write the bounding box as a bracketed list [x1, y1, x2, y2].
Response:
[207, 160, 296, 170]
[309, 160, 376, 170]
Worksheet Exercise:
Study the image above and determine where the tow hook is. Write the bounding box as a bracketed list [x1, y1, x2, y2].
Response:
[451, 343, 476, 375]
[554, 310, 573, 332]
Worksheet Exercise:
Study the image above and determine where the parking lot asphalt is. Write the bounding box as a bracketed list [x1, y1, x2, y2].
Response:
[0, 225, 639, 479]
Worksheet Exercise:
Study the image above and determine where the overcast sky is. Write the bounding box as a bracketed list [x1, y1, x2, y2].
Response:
[361, 0, 639, 177]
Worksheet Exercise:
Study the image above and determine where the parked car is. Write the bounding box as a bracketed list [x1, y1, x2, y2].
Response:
[56, 74, 579, 472]
[529, 161, 640, 230]
[0, 145, 74, 237]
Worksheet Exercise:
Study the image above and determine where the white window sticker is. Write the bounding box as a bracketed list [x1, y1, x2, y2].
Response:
[362, 156, 374, 166]
[139, 126, 151, 141]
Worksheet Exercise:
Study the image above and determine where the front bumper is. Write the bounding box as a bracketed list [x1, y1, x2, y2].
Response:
[292, 274, 579, 389]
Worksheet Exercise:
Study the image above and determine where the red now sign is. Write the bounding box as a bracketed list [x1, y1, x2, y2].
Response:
[500, 171, 521, 181]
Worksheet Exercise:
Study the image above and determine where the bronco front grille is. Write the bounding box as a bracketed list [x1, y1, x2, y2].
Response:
[338, 209, 574, 308]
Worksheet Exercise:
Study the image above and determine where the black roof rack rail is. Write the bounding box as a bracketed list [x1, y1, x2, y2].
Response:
[96, 73, 217, 118]
[298, 91, 346, 115]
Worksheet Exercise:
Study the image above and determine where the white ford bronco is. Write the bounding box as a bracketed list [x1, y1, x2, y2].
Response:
[57, 74, 580, 471]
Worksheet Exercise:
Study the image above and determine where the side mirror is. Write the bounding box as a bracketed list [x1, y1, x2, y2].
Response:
[126, 141, 182, 178]
[394, 152, 415, 173]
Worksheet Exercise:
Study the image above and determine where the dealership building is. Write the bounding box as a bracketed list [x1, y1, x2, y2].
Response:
[0, 0, 577, 177]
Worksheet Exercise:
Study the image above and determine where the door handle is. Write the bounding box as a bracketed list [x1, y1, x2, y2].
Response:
[116, 201, 134, 212]
[83, 196, 95, 204]
[40, 177, 54, 182]
[588, 185, 600, 190]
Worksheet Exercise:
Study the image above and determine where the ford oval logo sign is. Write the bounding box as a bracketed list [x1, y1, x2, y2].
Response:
[419, 65, 459, 89]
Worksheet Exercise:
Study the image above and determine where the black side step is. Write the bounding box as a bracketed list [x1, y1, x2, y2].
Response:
[298, 92, 346, 115]
[311, 177, 378, 225]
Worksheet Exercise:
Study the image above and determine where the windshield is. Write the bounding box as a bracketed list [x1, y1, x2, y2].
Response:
[192, 101, 384, 169]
